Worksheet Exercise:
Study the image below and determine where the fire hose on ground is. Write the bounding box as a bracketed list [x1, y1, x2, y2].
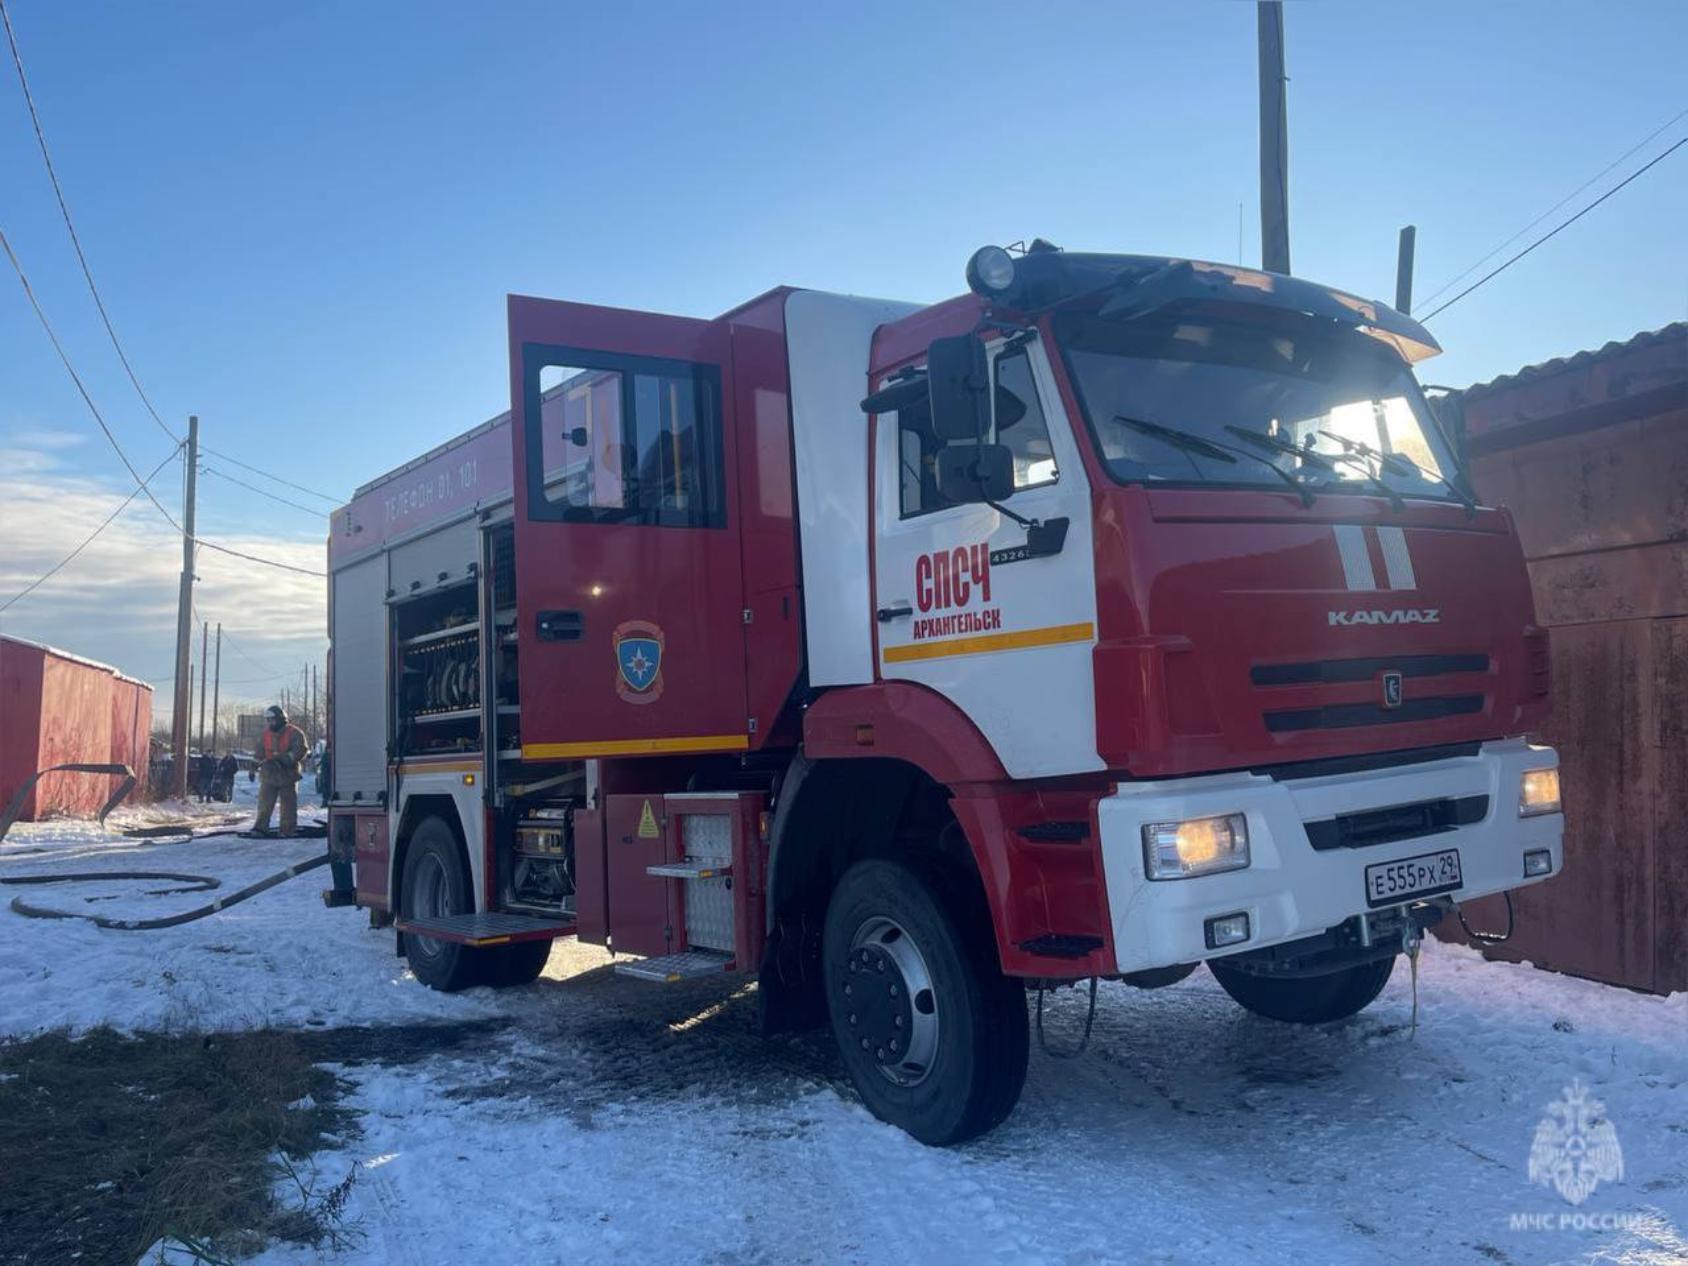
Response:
[2, 852, 331, 930]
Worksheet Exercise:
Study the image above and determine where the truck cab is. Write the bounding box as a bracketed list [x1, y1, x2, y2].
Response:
[329, 242, 1563, 1145]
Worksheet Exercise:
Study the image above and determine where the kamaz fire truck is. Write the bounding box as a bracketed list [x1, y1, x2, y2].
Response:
[326, 243, 1564, 1144]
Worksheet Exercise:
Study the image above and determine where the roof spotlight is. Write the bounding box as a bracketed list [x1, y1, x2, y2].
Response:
[966, 245, 1016, 297]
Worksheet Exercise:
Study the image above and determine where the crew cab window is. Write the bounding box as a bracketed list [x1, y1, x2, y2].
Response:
[896, 342, 1058, 518]
[528, 352, 724, 528]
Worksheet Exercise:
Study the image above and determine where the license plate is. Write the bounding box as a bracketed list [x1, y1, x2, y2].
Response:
[1364, 848, 1462, 907]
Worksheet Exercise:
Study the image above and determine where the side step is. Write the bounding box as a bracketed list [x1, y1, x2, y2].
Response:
[646, 859, 732, 880]
[615, 949, 734, 982]
[397, 911, 574, 947]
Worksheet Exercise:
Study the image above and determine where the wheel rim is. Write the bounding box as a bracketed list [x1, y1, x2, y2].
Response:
[842, 916, 939, 1087]
[410, 852, 449, 961]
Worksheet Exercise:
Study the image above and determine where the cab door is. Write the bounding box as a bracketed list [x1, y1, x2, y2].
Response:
[508, 296, 748, 759]
[871, 335, 1101, 779]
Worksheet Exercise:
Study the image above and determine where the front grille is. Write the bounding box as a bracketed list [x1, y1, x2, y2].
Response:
[1263, 694, 1484, 733]
[1304, 794, 1489, 851]
[1251, 653, 1489, 687]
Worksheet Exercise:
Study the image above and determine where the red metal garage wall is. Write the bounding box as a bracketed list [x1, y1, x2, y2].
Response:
[109, 676, 153, 805]
[0, 639, 48, 821]
[36, 650, 117, 818]
[1445, 324, 1687, 995]
[0, 637, 155, 821]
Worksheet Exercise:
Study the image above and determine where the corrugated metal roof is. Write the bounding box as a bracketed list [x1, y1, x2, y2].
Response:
[1456, 322, 1687, 401]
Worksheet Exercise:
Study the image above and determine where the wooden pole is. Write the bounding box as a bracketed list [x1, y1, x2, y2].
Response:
[1257, 1, 1291, 274]
[197, 620, 208, 755]
[1396, 225, 1417, 314]
[170, 415, 197, 798]
[210, 623, 222, 756]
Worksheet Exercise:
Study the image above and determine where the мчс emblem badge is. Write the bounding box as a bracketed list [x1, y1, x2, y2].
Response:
[614, 620, 665, 705]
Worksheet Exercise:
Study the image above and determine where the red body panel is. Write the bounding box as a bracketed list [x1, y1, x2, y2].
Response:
[803, 681, 1006, 784]
[348, 811, 391, 910]
[571, 806, 607, 943]
[601, 793, 673, 956]
[1082, 487, 1548, 775]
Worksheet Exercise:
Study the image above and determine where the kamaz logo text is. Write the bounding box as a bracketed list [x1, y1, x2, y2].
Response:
[1328, 608, 1441, 627]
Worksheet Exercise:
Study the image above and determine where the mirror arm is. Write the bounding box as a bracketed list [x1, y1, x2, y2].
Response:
[985, 499, 1036, 529]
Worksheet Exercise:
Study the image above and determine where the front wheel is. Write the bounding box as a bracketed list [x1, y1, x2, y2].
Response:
[822, 858, 1028, 1146]
[1208, 955, 1395, 1024]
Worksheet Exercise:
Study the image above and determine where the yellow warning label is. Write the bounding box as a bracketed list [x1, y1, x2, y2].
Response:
[637, 799, 661, 839]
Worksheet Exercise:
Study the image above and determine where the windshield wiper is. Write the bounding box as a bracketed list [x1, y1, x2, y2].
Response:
[1301, 431, 1409, 511]
[1318, 431, 1477, 514]
[1223, 425, 1337, 471]
[1114, 416, 1318, 506]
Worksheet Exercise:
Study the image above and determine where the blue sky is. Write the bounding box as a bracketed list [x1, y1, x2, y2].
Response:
[1, 1, 1684, 714]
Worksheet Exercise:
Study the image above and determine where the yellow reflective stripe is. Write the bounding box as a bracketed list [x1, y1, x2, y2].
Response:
[882, 620, 1094, 664]
[521, 734, 751, 760]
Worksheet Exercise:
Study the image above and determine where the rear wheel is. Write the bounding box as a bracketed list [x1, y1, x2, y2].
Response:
[1208, 955, 1395, 1024]
[483, 938, 552, 988]
[822, 858, 1028, 1146]
[400, 817, 483, 992]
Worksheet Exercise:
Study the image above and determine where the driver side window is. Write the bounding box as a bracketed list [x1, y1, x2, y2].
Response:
[895, 343, 1058, 518]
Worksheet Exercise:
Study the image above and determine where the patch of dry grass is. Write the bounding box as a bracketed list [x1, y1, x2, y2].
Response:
[0, 1027, 358, 1265]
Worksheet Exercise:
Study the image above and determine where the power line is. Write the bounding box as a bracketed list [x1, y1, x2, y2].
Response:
[200, 444, 340, 504]
[0, 0, 177, 445]
[0, 222, 186, 531]
[0, 443, 180, 613]
[2, 0, 343, 509]
[1417, 105, 1688, 311]
[0, 235, 327, 579]
[194, 536, 325, 577]
[1420, 133, 1688, 323]
[201, 464, 329, 517]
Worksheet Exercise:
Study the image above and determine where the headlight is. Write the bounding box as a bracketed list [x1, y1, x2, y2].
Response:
[1519, 767, 1561, 818]
[1142, 813, 1251, 880]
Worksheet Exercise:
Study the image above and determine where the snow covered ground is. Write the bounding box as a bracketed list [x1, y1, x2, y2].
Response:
[3, 807, 1684, 1265]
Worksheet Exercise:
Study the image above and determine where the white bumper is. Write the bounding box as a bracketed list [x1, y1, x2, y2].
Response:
[1097, 739, 1563, 974]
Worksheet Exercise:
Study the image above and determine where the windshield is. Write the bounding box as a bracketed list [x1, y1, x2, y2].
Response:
[1054, 310, 1462, 500]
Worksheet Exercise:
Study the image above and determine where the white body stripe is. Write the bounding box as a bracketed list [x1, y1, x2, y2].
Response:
[1333, 525, 1377, 591]
[1376, 526, 1417, 590]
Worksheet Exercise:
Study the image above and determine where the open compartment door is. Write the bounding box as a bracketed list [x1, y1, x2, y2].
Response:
[508, 296, 748, 760]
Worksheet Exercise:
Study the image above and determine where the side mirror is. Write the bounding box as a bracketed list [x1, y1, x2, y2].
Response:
[567, 426, 589, 446]
[926, 335, 990, 443]
[935, 443, 1014, 504]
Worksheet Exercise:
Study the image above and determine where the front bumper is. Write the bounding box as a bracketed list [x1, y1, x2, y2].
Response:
[1097, 738, 1562, 974]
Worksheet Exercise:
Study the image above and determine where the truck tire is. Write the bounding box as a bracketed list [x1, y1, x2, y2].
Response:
[400, 817, 483, 992]
[822, 857, 1028, 1146]
[1208, 955, 1395, 1024]
[483, 938, 552, 988]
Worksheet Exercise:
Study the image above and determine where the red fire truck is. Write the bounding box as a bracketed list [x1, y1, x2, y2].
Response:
[327, 243, 1564, 1143]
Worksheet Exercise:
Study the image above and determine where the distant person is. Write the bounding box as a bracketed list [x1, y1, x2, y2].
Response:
[195, 753, 216, 803]
[214, 752, 238, 802]
[254, 705, 307, 836]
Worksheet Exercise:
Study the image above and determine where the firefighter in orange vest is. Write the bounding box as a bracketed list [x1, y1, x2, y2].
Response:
[255, 704, 307, 836]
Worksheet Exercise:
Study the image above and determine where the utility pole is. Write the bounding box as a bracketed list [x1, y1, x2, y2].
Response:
[311, 663, 318, 744]
[1395, 225, 1417, 314]
[1257, 1, 1291, 274]
[170, 415, 198, 798]
[197, 620, 208, 755]
[210, 623, 222, 757]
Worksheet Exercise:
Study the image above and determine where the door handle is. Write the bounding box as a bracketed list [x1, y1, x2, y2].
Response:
[876, 604, 913, 622]
[536, 610, 583, 642]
